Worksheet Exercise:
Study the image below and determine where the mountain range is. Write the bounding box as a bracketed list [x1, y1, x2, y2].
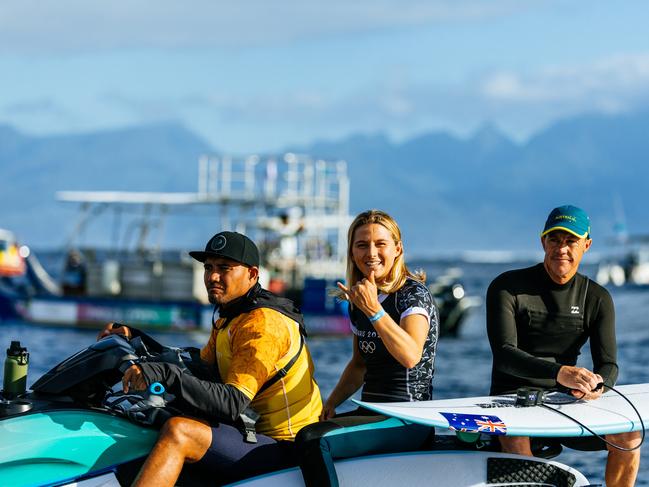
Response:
[2, 110, 649, 257]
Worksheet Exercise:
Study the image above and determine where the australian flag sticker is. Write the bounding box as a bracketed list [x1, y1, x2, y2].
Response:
[440, 412, 507, 435]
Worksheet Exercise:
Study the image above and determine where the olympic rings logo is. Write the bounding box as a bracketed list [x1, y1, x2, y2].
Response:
[359, 340, 376, 354]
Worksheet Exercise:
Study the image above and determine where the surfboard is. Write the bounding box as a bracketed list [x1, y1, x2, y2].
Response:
[354, 383, 649, 437]
[227, 451, 590, 486]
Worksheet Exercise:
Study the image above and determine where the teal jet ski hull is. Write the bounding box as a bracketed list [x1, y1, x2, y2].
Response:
[0, 409, 157, 487]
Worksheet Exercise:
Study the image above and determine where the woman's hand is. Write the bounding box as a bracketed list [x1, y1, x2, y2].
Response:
[321, 341, 366, 420]
[320, 401, 337, 421]
[97, 322, 132, 341]
[337, 271, 381, 317]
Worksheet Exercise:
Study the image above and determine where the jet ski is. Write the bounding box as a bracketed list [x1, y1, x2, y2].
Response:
[0, 336, 592, 487]
[0, 335, 161, 487]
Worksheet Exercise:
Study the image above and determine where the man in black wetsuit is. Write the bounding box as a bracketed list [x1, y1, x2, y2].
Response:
[486, 205, 641, 487]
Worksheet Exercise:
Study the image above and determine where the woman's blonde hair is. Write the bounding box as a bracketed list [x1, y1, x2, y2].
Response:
[340, 209, 425, 297]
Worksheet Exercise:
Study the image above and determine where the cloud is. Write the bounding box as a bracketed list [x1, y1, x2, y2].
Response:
[0, 97, 86, 136]
[99, 92, 183, 121]
[480, 53, 649, 106]
[95, 51, 649, 144]
[311, 53, 649, 140]
[2, 98, 78, 125]
[4, 98, 62, 115]
[0, 0, 534, 54]
[10, 47, 649, 151]
[99, 89, 333, 125]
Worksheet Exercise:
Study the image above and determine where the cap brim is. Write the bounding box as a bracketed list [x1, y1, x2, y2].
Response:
[189, 250, 257, 266]
[540, 226, 589, 238]
[189, 251, 209, 262]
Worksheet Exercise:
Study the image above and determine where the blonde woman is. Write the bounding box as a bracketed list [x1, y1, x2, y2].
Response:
[298, 210, 439, 486]
[325, 209, 438, 414]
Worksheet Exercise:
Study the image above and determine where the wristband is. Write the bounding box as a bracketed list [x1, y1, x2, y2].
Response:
[368, 309, 385, 323]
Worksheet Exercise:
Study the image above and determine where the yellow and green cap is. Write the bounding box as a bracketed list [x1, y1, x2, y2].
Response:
[541, 205, 591, 238]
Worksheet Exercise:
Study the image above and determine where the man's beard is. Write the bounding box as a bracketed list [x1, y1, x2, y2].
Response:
[208, 294, 223, 305]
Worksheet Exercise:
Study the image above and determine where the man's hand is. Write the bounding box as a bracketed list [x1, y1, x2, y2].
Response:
[557, 366, 604, 400]
[337, 271, 381, 317]
[97, 322, 132, 341]
[122, 364, 147, 393]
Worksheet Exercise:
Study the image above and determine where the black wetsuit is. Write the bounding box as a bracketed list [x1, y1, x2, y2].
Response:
[350, 278, 439, 402]
[486, 263, 618, 395]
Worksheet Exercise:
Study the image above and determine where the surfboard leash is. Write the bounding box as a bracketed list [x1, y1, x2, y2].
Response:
[540, 385, 645, 452]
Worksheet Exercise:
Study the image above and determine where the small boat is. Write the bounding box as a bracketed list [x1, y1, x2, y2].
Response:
[0, 154, 353, 334]
[0, 154, 477, 337]
[597, 247, 649, 287]
[0, 229, 26, 278]
[0, 335, 590, 487]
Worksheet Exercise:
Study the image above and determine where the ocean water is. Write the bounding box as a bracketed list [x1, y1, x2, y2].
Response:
[2, 260, 648, 485]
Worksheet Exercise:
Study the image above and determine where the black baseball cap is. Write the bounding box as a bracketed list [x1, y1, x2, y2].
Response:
[189, 231, 260, 267]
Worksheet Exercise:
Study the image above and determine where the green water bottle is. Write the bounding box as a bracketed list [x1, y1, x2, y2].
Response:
[3, 341, 29, 399]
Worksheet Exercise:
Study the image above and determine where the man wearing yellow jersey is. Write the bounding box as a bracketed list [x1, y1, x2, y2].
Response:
[99, 231, 322, 486]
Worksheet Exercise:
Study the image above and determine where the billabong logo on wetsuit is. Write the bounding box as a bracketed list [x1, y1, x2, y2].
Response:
[571, 306, 580, 314]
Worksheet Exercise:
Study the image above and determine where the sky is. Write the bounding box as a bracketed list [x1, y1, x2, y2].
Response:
[2, 1, 649, 153]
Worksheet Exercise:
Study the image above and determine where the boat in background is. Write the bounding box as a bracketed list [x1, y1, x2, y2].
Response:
[596, 241, 649, 287]
[1, 154, 351, 334]
[595, 198, 649, 288]
[0, 229, 27, 277]
[428, 268, 481, 337]
[0, 153, 476, 336]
